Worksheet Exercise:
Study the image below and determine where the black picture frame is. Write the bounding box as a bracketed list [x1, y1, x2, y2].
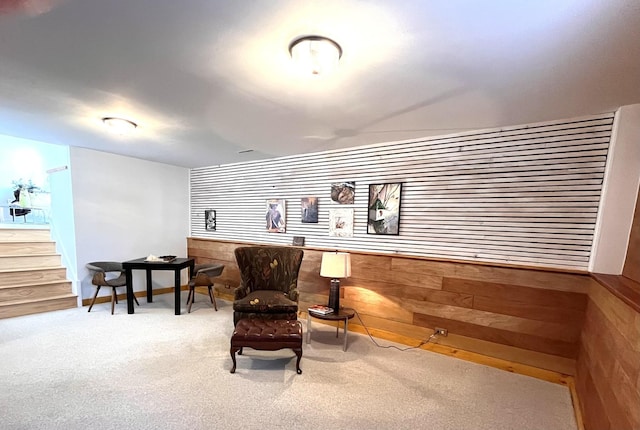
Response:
[367, 183, 402, 235]
[205, 210, 216, 231]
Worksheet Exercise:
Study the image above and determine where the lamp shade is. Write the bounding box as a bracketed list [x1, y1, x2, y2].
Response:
[320, 252, 351, 279]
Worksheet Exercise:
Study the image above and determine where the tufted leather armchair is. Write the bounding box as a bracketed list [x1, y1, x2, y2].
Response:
[233, 246, 304, 326]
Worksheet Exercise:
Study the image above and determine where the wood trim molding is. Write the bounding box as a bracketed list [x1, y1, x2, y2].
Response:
[590, 273, 640, 313]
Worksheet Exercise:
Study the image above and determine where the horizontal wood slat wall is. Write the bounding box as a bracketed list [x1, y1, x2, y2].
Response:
[576, 283, 640, 430]
[188, 237, 589, 375]
[190, 114, 612, 271]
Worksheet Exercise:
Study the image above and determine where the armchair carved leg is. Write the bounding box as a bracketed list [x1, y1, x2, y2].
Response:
[293, 348, 303, 374]
[230, 347, 241, 373]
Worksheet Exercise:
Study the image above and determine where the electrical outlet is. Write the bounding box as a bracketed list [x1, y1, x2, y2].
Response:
[435, 327, 448, 337]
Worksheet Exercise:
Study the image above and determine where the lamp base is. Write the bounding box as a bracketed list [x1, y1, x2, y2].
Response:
[328, 278, 340, 312]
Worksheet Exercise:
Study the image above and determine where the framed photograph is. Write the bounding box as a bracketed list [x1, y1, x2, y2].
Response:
[205, 210, 216, 231]
[368, 183, 402, 235]
[331, 181, 355, 204]
[292, 236, 305, 246]
[329, 208, 354, 237]
[301, 197, 318, 223]
[266, 199, 286, 233]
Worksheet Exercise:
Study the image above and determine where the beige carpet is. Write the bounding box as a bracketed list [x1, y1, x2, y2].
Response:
[0, 293, 577, 430]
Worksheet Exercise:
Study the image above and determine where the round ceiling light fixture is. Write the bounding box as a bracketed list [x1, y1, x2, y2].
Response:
[101, 117, 137, 134]
[289, 35, 342, 75]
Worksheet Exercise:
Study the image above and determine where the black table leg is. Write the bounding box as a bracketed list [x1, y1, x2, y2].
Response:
[146, 269, 153, 302]
[126, 268, 134, 314]
[174, 269, 181, 315]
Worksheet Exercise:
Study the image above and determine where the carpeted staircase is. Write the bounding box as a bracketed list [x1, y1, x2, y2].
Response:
[0, 228, 76, 319]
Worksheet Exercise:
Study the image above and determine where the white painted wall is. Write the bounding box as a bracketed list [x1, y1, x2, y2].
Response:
[45, 151, 78, 303]
[70, 147, 189, 301]
[0, 135, 68, 222]
[590, 104, 640, 274]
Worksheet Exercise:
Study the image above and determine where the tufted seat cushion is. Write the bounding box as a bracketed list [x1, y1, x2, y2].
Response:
[232, 319, 302, 342]
[230, 319, 303, 374]
[233, 290, 298, 314]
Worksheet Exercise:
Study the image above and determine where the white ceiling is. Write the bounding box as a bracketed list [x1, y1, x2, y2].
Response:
[1, 0, 639, 168]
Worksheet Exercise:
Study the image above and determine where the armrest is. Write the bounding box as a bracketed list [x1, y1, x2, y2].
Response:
[287, 288, 299, 302]
[86, 263, 106, 273]
[234, 283, 250, 300]
[197, 264, 224, 278]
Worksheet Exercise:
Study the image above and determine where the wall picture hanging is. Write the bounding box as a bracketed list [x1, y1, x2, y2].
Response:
[205, 210, 216, 231]
[331, 181, 355, 204]
[368, 183, 402, 235]
[301, 197, 318, 223]
[266, 199, 286, 233]
[329, 208, 354, 237]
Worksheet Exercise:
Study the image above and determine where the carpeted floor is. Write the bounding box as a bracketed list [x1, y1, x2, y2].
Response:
[0, 293, 577, 430]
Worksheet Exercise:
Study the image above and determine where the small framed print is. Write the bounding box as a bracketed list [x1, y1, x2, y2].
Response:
[266, 199, 286, 233]
[301, 197, 318, 223]
[331, 181, 355, 204]
[329, 208, 354, 237]
[205, 210, 216, 231]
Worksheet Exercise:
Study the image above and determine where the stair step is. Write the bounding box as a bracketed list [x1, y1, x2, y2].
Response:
[0, 254, 61, 270]
[0, 294, 77, 319]
[0, 241, 57, 256]
[0, 227, 75, 319]
[0, 281, 73, 302]
[0, 267, 67, 287]
[0, 228, 51, 242]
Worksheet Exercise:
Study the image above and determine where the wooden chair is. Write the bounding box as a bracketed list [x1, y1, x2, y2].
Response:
[86, 262, 139, 314]
[186, 263, 225, 313]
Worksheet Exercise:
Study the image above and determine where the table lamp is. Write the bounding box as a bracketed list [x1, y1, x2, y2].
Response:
[320, 251, 351, 312]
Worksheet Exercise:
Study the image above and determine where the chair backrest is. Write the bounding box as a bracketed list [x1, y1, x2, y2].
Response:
[86, 261, 124, 286]
[234, 246, 304, 294]
[194, 264, 224, 278]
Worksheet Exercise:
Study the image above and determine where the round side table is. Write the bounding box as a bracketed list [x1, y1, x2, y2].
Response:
[306, 307, 355, 351]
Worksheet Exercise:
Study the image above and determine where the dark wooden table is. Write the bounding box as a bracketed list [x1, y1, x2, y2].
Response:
[123, 257, 195, 315]
[306, 307, 355, 351]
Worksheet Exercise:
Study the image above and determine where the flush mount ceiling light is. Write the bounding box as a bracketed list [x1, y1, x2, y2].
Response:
[102, 117, 137, 134]
[289, 35, 342, 75]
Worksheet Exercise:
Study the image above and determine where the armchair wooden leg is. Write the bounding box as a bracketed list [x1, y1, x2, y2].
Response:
[88, 286, 101, 312]
[230, 347, 240, 373]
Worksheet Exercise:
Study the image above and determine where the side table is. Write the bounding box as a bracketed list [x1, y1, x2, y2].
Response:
[306, 307, 355, 351]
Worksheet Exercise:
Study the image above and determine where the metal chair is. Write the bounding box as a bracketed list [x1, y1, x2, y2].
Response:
[86, 262, 139, 314]
[186, 263, 225, 313]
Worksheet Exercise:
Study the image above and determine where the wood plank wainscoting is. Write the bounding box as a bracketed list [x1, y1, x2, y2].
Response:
[575, 190, 640, 430]
[188, 237, 589, 378]
[576, 281, 640, 430]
